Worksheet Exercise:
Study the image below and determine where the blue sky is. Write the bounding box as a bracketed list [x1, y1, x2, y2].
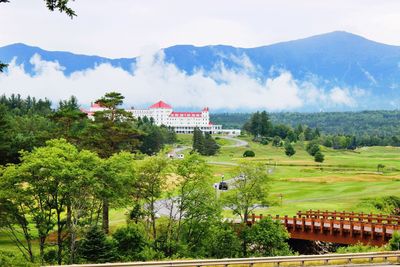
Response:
[1, 0, 400, 57]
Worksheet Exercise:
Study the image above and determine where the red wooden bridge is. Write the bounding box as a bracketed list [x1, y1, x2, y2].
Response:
[246, 210, 400, 246]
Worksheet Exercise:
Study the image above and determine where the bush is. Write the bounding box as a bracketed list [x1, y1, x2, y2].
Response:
[243, 150, 255, 157]
[112, 224, 148, 261]
[260, 138, 269, 145]
[314, 151, 325, 163]
[388, 231, 400, 251]
[336, 242, 381, 253]
[0, 251, 36, 267]
[306, 142, 320, 156]
[78, 226, 117, 263]
[272, 136, 283, 147]
[205, 223, 241, 258]
[284, 142, 296, 157]
[245, 217, 292, 256]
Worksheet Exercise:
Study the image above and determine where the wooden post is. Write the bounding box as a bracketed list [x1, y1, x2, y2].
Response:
[320, 218, 324, 233]
[339, 220, 344, 236]
[382, 225, 386, 241]
[371, 223, 375, 239]
[330, 220, 334, 235]
[293, 216, 297, 231]
[284, 215, 288, 228]
[361, 224, 364, 239]
[311, 218, 315, 233]
[260, 214, 263, 220]
[301, 217, 305, 232]
[350, 222, 354, 238]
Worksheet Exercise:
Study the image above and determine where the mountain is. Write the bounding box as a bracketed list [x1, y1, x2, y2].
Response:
[1, 31, 400, 111]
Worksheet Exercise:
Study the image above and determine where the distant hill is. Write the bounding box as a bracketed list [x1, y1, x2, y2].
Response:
[2, 31, 400, 111]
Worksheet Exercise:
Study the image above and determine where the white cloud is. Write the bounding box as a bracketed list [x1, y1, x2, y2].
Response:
[0, 53, 362, 111]
[0, 53, 304, 110]
[329, 87, 355, 106]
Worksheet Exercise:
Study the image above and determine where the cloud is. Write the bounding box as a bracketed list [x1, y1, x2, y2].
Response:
[329, 87, 355, 106]
[0, 52, 360, 111]
[0, 53, 305, 111]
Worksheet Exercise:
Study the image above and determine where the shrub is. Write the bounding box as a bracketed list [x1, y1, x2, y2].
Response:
[314, 151, 325, 163]
[243, 150, 255, 157]
[260, 138, 269, 145]
[112, 224, 148, 261]
[284, 142, 296, 157]
[388, 231, 400, 251]
[245, 217, 292, 256]
[272, 136, 282, 147]
[78, 226, 117, 263]
[336, 242, 381, 253]
[205, 223, 241, 258]
[0, 251, 36, 267]
[306, 142, 320, 156]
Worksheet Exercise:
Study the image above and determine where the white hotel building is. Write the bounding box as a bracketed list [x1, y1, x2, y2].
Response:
[85, 100, 240, 135]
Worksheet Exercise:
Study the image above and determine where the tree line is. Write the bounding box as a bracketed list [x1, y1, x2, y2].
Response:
[212, 110, 400, 148]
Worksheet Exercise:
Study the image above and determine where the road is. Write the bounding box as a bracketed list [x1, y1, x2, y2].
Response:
[218, 135, 248, 148]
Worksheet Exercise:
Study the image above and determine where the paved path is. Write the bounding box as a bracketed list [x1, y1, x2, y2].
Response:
[219, 135, 248, 148]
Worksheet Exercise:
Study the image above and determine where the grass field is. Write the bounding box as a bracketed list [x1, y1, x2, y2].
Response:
[1, 134, 399, 256]
[180, 134, 400, 217]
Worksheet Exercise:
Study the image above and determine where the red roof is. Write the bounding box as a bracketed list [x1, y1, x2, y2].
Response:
[170, 111, 202, 118]
[149, 101, 172, 109]
[91, 103, 102, 108]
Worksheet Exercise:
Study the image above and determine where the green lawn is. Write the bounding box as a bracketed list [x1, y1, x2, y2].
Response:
[197, 135, 400, 217]
[2, 134, 399, 257]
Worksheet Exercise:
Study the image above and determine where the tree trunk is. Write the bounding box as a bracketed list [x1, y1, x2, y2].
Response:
[57, 210, 63, 265]
[66, 204, 74, 264]
[102, 199, 109, 234]
[151, 198, 157, 239]
[39, 237, 45, 265]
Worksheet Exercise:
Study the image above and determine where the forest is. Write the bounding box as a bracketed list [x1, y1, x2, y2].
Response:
[212, 111, 400, 147]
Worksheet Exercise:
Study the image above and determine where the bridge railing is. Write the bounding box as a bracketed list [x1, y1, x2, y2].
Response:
[297, 210, 400, 224]
[50, 251, 400, 267]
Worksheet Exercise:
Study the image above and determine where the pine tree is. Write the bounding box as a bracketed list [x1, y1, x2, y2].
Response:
[78, 226, 116, 263]
[203, 132, 220, 156]
[192, 127, 204, 153]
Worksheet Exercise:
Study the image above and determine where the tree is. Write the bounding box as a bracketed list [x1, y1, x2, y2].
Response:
[192, 127, 204, 153]
[136, 155, 169, 239]
[96, 152, 136, 234]
[78, 226, 116, 263]
[314, 151, 325, 163]
[202, 132, 219, 156]
[226, 180, 272, 259]
[1, 139, 101, 264]
[84, 92, 141, 233]
[306, 141, 320, 156]
[245, 217, 291, 256]
[165, 154, 220, 257]
[388, 231, 400, 251]
[223, 162, 270, 223]
[284, 142, 296, 157]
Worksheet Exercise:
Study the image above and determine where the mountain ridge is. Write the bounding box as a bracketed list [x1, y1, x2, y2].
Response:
[1, 31, 400, 111]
